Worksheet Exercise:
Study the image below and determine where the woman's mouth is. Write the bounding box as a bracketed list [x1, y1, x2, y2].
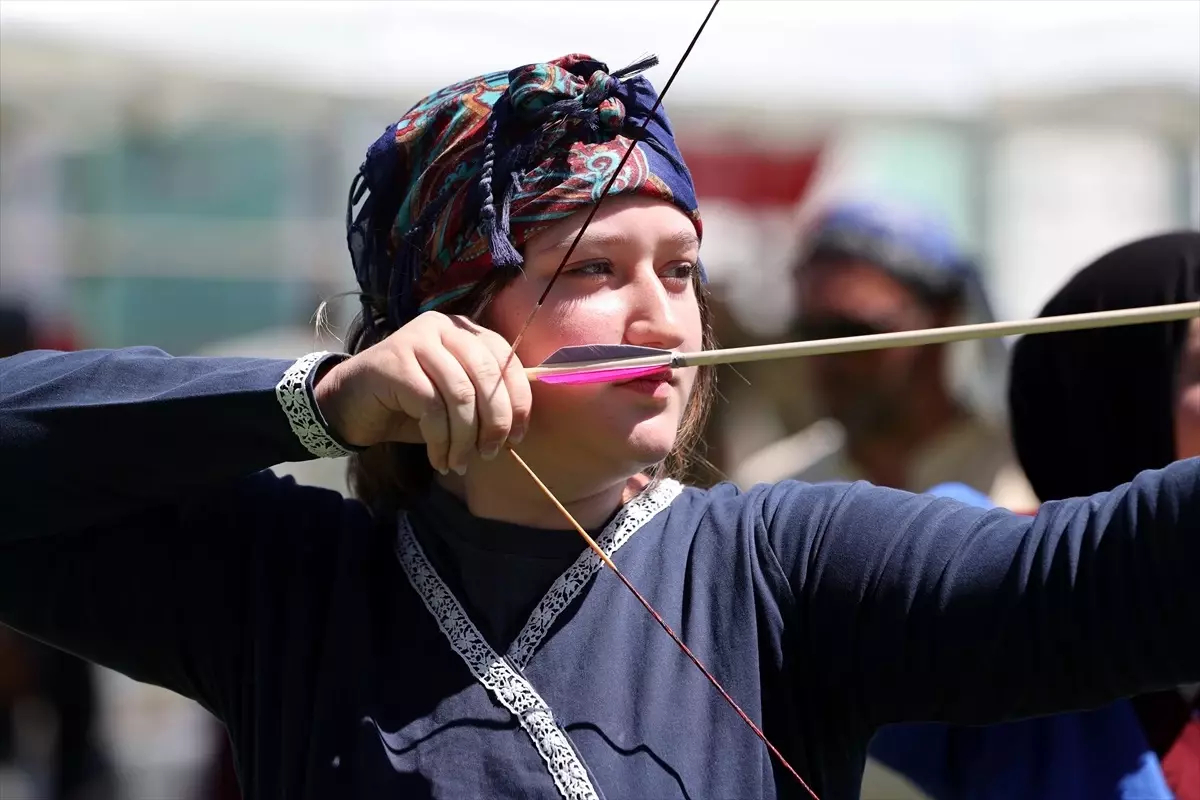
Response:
[615, 368, 674, 398]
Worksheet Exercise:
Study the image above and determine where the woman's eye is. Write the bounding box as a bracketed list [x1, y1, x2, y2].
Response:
[569, 260, 613, 276]
[663, 262, 699, 281]
[566, 260, 697, 282]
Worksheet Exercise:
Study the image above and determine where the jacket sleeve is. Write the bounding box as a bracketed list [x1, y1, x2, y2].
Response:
[761, 457, 1200, 730]
[0, 346, 356, 539]
[0, 346, 362, 715]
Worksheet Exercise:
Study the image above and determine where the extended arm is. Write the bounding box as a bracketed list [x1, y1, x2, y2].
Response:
[0, 347, 352, 539]
[765, 458, 1200, 729]
[0, 347, 356, 712]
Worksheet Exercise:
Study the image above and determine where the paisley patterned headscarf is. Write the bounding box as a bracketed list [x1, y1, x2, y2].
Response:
[346, 53, 704, 333]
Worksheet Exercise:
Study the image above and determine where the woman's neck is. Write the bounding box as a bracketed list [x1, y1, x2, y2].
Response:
[435, 455, 650, 530]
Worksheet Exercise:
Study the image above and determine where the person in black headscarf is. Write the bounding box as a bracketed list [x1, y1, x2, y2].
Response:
[1008, 230, 1200, 800]
[1009, 231, 1200, 501]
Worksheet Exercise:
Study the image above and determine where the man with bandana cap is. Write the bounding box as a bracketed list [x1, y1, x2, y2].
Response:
[733, 200, 1038, 511]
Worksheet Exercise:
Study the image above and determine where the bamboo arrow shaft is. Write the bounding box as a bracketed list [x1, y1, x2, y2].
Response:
[678, 300, 1200, 368]
[526, 301, 1200, 379]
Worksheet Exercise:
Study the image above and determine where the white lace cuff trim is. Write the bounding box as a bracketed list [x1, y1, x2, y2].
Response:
[275, 351, 355, 459]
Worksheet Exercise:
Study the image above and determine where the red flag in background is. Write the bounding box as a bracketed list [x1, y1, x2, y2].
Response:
[681, 141, 824, 208]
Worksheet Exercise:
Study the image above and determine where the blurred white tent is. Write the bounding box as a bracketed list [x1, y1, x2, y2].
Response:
[1, 0, 1198, 121]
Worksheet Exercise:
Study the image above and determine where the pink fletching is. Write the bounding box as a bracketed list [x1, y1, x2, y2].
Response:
[536, 365, 670, 385]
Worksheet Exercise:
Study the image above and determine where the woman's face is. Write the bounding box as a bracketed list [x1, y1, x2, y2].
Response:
[1175, 316, 1200, 460]
[485, 195, 704, 478]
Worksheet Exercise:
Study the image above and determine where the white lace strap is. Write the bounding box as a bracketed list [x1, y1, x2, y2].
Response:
[507, 478, 683, 669]
[396, 521, 602, 800]
[275, 351, 358, 459]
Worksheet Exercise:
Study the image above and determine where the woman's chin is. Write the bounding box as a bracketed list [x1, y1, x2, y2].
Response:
[528, 412, 680, 473]
[622, 424, 678, 464]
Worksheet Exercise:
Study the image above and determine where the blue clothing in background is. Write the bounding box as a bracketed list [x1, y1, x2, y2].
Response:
[868, 482, 1175, 799]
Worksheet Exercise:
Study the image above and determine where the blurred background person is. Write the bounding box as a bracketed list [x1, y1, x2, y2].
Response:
[732, 200, 1038, 511]
[869, 231, 1200, 800]
[0, 299, 116, 800]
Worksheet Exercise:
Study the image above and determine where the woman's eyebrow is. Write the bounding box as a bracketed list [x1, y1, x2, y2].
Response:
[530, 228, 700, 258]
[662, 229, 702, 250]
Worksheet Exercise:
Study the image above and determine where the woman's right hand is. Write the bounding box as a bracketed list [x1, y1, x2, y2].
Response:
[313, 311, 532, 475]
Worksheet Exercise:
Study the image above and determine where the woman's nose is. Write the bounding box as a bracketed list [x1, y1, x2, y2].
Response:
[623, 269, 685, 350]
